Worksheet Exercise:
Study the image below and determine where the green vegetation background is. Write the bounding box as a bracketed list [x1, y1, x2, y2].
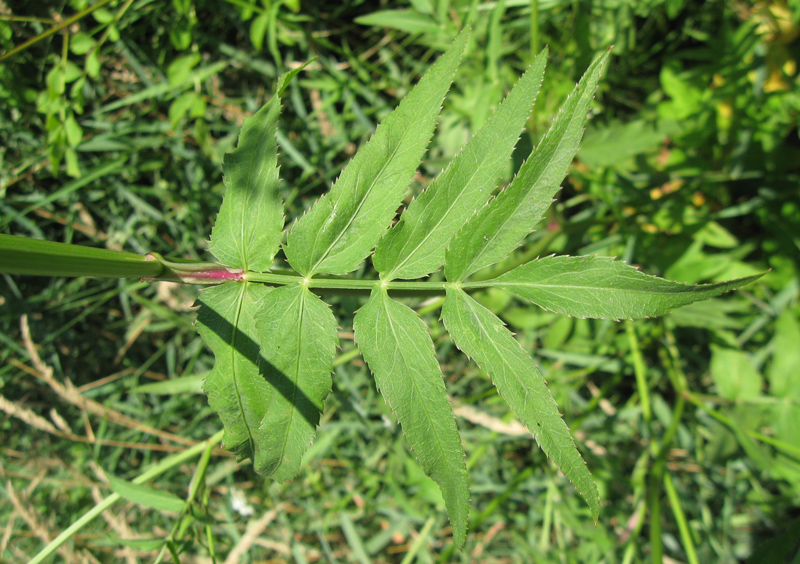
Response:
[1, 0, 799, 562]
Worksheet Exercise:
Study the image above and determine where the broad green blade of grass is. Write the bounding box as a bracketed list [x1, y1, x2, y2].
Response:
[442, 287, 600, 521]
[132, 374, 204, 395]
[254, 284, 338, 481]
[373, 48, 548, 281]
[196, 282, 274, 462]
[105, 474, 185, 513]
[284, 29, 469, 277]
[479, 255, 763, 319]
[0, 234, 163, 279]
[445, 50, 610, 282]
[353, 287, 470, 547]
[209, 81, 285, 272]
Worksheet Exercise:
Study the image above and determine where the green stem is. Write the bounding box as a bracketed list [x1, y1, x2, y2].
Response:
[645, 326, 687, 564]
[0, 15, 56, 23]
[399, 516, 436, 564]
[0, 234, 164, 279]
[28, 430, 225, 564]
[0, 0, 116, 61]
[627, 321, 651, 423]
[647, 468, 663, 564]
[664, 472, 700, 564]
[246, 271, 449, 292]
[0, 235, 520, 295]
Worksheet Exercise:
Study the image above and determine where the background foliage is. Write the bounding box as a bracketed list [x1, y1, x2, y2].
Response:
[1, 0, 799, 562]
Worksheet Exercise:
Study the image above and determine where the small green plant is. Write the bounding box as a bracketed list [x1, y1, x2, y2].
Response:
[0, 29, 761, 548]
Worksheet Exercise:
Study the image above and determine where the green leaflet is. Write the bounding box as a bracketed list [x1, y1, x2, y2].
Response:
[445, 50, 610, 282]
[208, 64, 308, 271]
[284, 29, 469, 276]
[482, 255, 762, 319]
[442, 287, 600, 521]
[373, 48, 549, 281]
[254, 284, 338, 480]
[209, 87, 283, 272]
[353, 287, 470, 547]
[196, 282, 273, 462]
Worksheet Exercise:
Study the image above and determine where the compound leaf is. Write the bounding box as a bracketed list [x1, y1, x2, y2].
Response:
[445, 50, 610, 282]
[373, 48, 548, 280]
[284, 29, 469, 276]
[487, 255, 762, 319]
[253, 284, 338, 480]
[353, 287, 470, 547]
[442, 287, 600, 521]
[210, 88, 284, 272]
[196, 282, 274, 462]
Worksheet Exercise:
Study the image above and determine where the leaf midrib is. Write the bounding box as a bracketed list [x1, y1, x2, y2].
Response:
[386, 139, 505, 280]
[459, 291, 534, 426]
[387, 90, 534, 280]
[454, 122, 565, 281]
[277, 287, 305, 472]
[458, 290, 591, 491]
[307, 90, 431, 276]
[477, 279, 705, 294]
[231, 282, 256, 456]
[237, 106, 276, 271]
[380, 291, 458, 477]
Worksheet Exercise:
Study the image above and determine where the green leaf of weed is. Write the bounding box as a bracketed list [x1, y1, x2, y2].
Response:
[355, 10, 442, 35]
[768, 311, 800, 398]
[442, 287, 600, 521]
[445, 50, 610, 282]
[373, 48, 548, 281]
[196, 282, 274, 462]
[353, 287, 470, 547]
[284, 29, 469, 276]
[254, 284, 338, 480]
[209, 81, 286, 272]
[710, 346, 763, 401]
[486, 255, 763, 319]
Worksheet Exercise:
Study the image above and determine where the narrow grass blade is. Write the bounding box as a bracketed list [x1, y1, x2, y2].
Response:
[27, 431, 224, 564]
[442, 287, 600, 521]
[196, 282, 274, 462]
[353, 287, 470, 546]
[0, 156, 127, 229]
[284, 30, 469, 276]
[95, 62, 228, 115]
[254, 284, 338, 480]
[373, 48, 549, 280]
[445, 50, 610, 282]
[210, 80, 287, 272]
[484, 255, 763, 319]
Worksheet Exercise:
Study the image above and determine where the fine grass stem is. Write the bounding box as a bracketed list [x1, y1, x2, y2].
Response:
[27, 430, 224, 564]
